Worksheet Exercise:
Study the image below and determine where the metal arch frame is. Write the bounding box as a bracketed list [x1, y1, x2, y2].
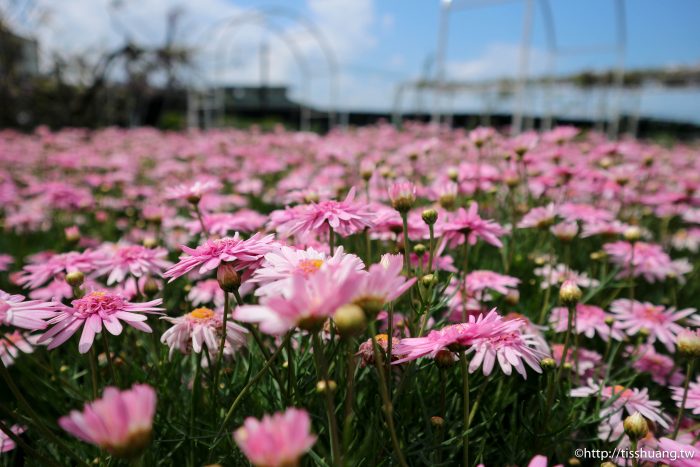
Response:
[209, 15, 313, 131]
[420, 0, 627, 137]
[191, 6, 340, 129]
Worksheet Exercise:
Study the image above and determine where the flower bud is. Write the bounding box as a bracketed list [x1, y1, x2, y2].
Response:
[142, 237, 158, 249]
[438, 193, 456, 210]
[434, 349, 456, 369]
[540, 357, 556, 370]
[421, 208, 438, 225]
[604, 316, 615, 327]
[421, 274, 437, 288]
[65, 271, 85, 287]
[216, 263, 241, 293]
[624, 226, 642, 242]
[559, 280, 582, 306]
[447, 168, 459, 182]
[65, 226, 80, 243]
[186, 193, 201, 205]
[413, 243, 426, 257]
[505, 290, 520, 306]
[567, 458, 581, 466]
[677, 329, 700, 358]
[623, 412, 649, 441]
[430, 416, 445, 428]
[316, 379, 337, 394]
[333, 304, 366, 338]
[601, 463, 616, 467]
[590, 251, 607, 261]
[143, 277, 160, 298]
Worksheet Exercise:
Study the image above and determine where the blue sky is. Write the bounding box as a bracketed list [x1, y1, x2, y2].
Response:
[7, 0, 700, 120]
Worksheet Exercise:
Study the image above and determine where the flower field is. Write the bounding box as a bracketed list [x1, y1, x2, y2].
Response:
[1, 123, 699, 466]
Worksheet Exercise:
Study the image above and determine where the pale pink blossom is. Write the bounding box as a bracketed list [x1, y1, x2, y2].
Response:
[0, 289, 60, 330]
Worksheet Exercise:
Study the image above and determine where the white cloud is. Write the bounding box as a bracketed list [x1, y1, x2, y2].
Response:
[447, 42, 548, 81]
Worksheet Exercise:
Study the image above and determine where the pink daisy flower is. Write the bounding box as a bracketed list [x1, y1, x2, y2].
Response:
[533, 264, 599, 289]
[38, 291, 164, 353]
[551, 344, 603, 378]
[517, 203, 558, 229]
[0, 424, 25, 453]
[571, 380, 670, 430]
[18, 250, 102, 289]
[160, 306, 248, 360]
[0, 331, 38, 366]
[466, 270, 520, 298]
[94, 243, 172, 285]
[165, 179, 221, 203]
[388, 181, 417, 211]
[59, 384, 156, 459]
[0, 254, 13, 272]
[186, 210, 267, 236]
[671, 376, 700, 415]
[549, 304, 624, 342]
[0, 289, 60, 330]
[603, 241, 677, 283]
[352, 254, 416, 308]
[467, 328, 546, 379]
[627, 344, 684, 386]
[234, 260, 361, 335]
[439, 202, 506, 248]
[163, 232, 276, 282]
[392, 310, 521, 363]
[273, 187, 375, 237]
[609, 299, 696, 352]
[251, 245, 364, 298]
[647, 438, 700, 467]
[187, 279, 225, 308]
[233, 407, 316, 467]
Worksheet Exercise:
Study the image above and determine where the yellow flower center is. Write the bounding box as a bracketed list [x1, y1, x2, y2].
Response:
[189, 307, 215, 320]
[297, 259, 324, 276]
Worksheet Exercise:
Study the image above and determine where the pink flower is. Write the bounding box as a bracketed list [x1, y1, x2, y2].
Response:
[160, 307, 248, 360]
[517, 203, 558, 229]
[186, 210, 267, 236]
[273, 187, 375, 237]
[234, 261, 361, 335]
[627, 344, 684, 386]
[466, 270, 520, 297]
[439, 202, 506, 248]
[187, 279, 225, 308]
[571, 380, 670, 430]
[0, 289, 60, 330]
[251, 245, 364, 298]
[527, 455, 563, 467]
[39, 291, 164, 353]
[165, 179, 221, 203]
[467, 328, 546, 379]
[603, 241, 677, 283]
[233, 407, 316, 467]
[18, 250, 102, 289]
[649, 437, 700, 466]
[533, 264, 599, 289]
[551, 344, 603, 378]
[549, 304, 624, 342]
[388, 181, 417, 211]
[393, 310, 521, 363]
[164, 232, 276, 282]
[609, 299, 696, 352]
[59, 384, 156, 458]
[0, 254, 13, 272]
[0, 424, 25, 453]
[672, 376, 700, 415]
[353, 254, 416, 307]
[0, 331, 38, 366]
[94, 243, 172, 285]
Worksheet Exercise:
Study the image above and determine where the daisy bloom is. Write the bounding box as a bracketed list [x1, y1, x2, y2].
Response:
[551, 344, 603, 378]
[603, 241, 677, 283]
[356, 333, 403, 367]
[39, 291, 164, 353]
[0, 331, 38, 366]
[251, 245, 364, 298]
[0, 289, 60, 330]
[648, 437, 700, 467]
[273, 187, 375, 237]
[59, 384, 156, 459]
[549, 304, 624, 342]
[233, 407, 316, 467]
[533, 264, 599, 290]
[517, 203, 558, 229]
[187, 279, 225, 308]
[467, 328, 546, 379]
[0, 424, 25, 453]
[609, 299, 696, 352]
[439, 202, 506, 248]
[671, 376, 700, 415]
[0, 254, 13, 272]
[163, 232, 275, 282]
[352, 254, 416, 315]
[165, 179, 221, 203]
[94, 243, 172, 285]
[466, 270, 520, 298]
[160, 307, 248, 360]
[235, 260, 361, 335]
[18, 250, 102, 289]
[388, 181, 417, 212]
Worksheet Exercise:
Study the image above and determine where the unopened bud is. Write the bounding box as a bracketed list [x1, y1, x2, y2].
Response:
[142, 237, 158, 249]
[677, 330, 700, 358]
[590, 251, 606, 261]
[623, 412, 649, 441]
[316, 379, 337, 394]
[604, 316, 615, 327]
[439, 193, 456, 210]
[624, 226, 642, 242]
[434, 349, 456, 369]
[562, 362, 573, 372]
[333, 304, 366, 337]
[559, 280, 582, 306]
[65, 226, 80, 243]
[422, 208, 438, 225]
[65, 271, 85, 287]
[216, 263, 241, 293]
[413, 243, 426, 257]
[430, 416, 445, 428]
[421, 274, 437, 287]
[143, 277, 160, 298]
[447, 168, 459, 182]
[304, 192, 320, 204]
[540, 357, 556, 370]
[567, 458, 581, 466]
[186, 193, 201, 205]
[638, 328, 651, 338]
[505, 290, 520, 306]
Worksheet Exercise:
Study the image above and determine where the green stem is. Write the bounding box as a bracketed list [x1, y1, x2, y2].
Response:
[213, 333, 292, 447]
[312, 332, 342, 467]
[88, 347, 99, 399]
[401, 212, 411, 276]
[428, 224, 435, 272]
[102, 332, 119, 387]
[673, 359, 695, 439]
[368, 322, 408, 467]
[189, 353, 201, 467]
[193, 202, 209, 238]
[329, 225, 336, 256]
[631, 439, 639, 467]
[460, 351, 470, 467]
[342, 338, 357, 454]
[214, 290, 231, 393]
